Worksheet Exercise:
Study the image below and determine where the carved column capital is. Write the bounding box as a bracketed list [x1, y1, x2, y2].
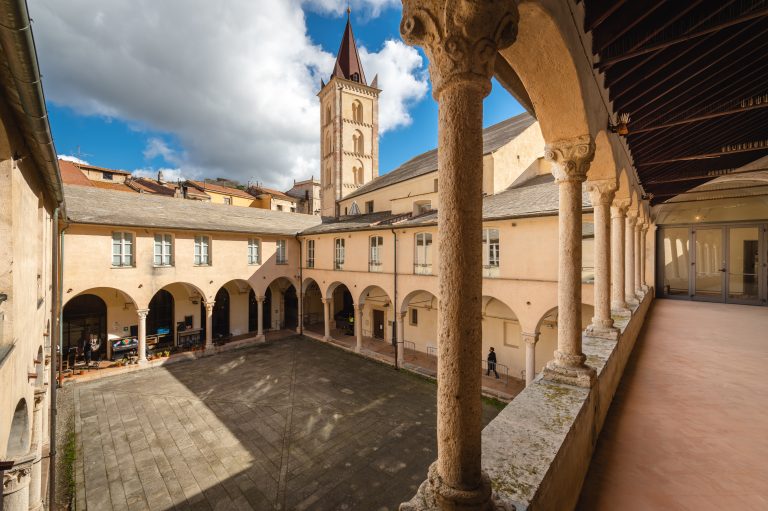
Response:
[521, 332, 540, 346]
[400, 0, 519, 98]
[586, 179, 617, 206]
[321, 298, 329, 305]
[627, 213, 638, 227]
[546, 135, 596, 183]
[611, 197, 631, 215]
[33, 386, 47, 408]
[256, 295, 265, 303]
[2, 458, 33, 495]
[204, 301, 215, 313]
[136, 308, 149, 319]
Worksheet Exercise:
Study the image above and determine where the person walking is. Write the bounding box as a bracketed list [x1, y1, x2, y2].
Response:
[486, 347, 499, 379]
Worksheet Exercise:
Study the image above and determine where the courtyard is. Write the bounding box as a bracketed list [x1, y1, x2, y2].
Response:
[67, 336, 502, 510]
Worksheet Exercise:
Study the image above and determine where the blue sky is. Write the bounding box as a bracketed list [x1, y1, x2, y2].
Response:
[40, 2, 523, 185]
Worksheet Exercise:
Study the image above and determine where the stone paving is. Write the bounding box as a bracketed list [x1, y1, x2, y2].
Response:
[72, 335, 502, 510]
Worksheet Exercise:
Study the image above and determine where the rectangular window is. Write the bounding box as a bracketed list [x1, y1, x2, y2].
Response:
[277, 205, 284, 211]
[433, 178, 438, 192]
[194, 235, 211, 265]
[223, 197, 232, 205]
[369, 236, 383, 272]
[112, 232, 133, 267]
[103, 171, 113, 181]
[365, 200, 374, 213]
[248, 238, 261, 265]
[276, 239, 287, 264]
[414, 232, 433, 274]
[306, 239, 315, 268]
[153, 234, 173, 266]
[482, 228, 500, 278]
[334, 238, 345, 270]
[410, 308, 418, 326]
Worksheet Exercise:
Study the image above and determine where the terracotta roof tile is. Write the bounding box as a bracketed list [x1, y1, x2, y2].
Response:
[187, 180, 255, 200]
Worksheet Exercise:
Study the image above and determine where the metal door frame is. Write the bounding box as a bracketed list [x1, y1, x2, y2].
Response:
[723, 224, 763, 306]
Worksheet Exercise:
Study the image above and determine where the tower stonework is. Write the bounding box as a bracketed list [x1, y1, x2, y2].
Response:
[318, 16, 380, 218]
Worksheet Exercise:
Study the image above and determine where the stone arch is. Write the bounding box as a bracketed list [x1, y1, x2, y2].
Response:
[400, 290, 438, 354]
[533, 303, 596, 373]
[481, 296, 524, 377]
[589, 130, 621, 182]
[358, 285, 393, 341]
[6, 399, 30, 458]
[352, 130, 364, 154]
[302, 278, 324, 330]
[616, 167, 632, 201]
[352, 99, 363, 123]
[265, 276, 300, 330]
[400, 289, 437, 314]
[353, 159, 365, 185]
[499, 1, 593, 142]
[214, 279, 255, 338]
[35, 345, 45, 387]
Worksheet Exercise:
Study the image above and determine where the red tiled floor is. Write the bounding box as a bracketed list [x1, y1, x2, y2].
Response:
[578, 299, 768, 511]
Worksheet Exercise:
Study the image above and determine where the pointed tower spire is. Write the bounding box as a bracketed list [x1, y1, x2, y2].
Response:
[331, 13, 367, 85]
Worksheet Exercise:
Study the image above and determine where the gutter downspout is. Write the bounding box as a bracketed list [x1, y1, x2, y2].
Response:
[391, 228, 398, 370]
[48, 207, 61, 511]
[295, 233, 303, 335]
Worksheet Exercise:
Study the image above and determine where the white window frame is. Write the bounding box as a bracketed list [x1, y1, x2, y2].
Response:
[334, 238, 345, 270]
[482, 228, 500, 278]
[248, 238, 261, 265]
[112, 232, 134, 267]
[369, 236, 383, 272]
[276, 239, 288, 264]
[153, 233, 173, 267]
[414, 232, 433, 275]
[194, 235, 211, 266]
[306, 239, 315, 268]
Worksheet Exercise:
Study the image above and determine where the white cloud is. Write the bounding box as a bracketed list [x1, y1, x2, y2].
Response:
[132, 167, 187, 183]
[304, 0, 400, 17]
[57, 154, 90, 165]
[31, 0, 425, 190]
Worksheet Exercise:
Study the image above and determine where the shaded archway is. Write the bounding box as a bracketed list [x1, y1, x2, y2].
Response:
[212, 287, 230, 340]
[249, 289, 257, 332]
[302, 278, 323, 332]
[266, 277, 299, 331]
[63, 293, 107, 359]
[6, 399, 29, 458]
[481, 296, 523, 380]
[358, 285, 393, 342]
[400, 290, 438, 354]
[327, 282, 354, 335]
[147, 289, 174, 350]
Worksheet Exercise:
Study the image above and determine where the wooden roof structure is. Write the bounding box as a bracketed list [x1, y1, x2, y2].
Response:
[584, 0, 768, 204]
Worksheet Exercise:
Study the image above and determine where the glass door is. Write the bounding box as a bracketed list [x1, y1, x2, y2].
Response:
[660, 227, 691, 297]
[726, 226, 761, 304]
[693, 228, 725, 302]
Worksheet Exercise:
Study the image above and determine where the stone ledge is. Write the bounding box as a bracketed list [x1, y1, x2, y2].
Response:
[481, 290, 653, 511]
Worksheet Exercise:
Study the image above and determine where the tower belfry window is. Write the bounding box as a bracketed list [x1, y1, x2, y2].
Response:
[351, 73, 360, 82]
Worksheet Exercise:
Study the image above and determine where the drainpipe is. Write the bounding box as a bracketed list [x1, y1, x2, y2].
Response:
[391, 228, 398, 370]
[295, 233, 303, 335]
[48, 208, 63, 511]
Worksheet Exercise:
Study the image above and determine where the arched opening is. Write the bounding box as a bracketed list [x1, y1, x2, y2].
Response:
[212, 288, 230, 340]
[327, 282, 354, 336]
[63, 293, 108, 366]
[358, 285, 393, 343]
[249, 289, 257, 332]
[352, 99, 363, 123]
[264, 288, 272, 331]
[352, 130, 364, 154]
[6, 399, 30, 458]
[481, 297, 523, 383]
[302, 279, 324, 333]
[36, 346, 45, 386]
[147, 289, 174, 351]
[266, 277, 298, 331]
[534, 304, 596, 375]
[400, 290, 438, 355]
[353, 159, 365, 185]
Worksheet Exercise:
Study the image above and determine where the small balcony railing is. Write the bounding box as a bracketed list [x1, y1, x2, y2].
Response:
[414, 263, 432, 275]
[483, 264, 500, 278]
[334, 260, 345, 270]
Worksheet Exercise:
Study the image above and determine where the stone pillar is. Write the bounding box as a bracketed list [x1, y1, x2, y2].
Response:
[354, 303, 363, 353]
[611, 199, 630, 314]
[137, 308, 149, 363]
[522, 332, 539, 387]
[2, 457, 33, 511]
[397, 311, 406, 366]
[641, 223, 650, 291]
[542, 136, 597, 389]
[625, 214, 638, 306]
[586, 180, 618, 339]
[256, 296, 265, 341]
[28, 387, 47, 511]
[204, 301, 214, 350]
[634, 218, 643, 297]
[322, 298, 331, 341]
[399, 2, 519, 509]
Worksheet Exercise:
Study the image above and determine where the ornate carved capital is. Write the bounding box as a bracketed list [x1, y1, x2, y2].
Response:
[137, 308, 150, 319]
[611, 198, 631, 218]
[546, 135, 596, 183]
[400, 0, 519, 98]
[586, 179, 617, 206]
[521, 332, 540, 346]
[2, 460, 33, 494]
[204, 302, 215, 313]
[627, 213, 638, 227]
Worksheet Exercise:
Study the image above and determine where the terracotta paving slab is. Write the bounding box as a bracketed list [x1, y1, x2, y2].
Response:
[578, 299, 768, 511]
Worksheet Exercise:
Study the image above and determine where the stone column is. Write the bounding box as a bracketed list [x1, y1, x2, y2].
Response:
[522, 332, 539, 387]
[641, 223, 650, 291]
[256, 296, 265, 341]
[634, 218, 643, 297]
[204, 301, 214, 350]
[611, 199, 630, 314]
[137, 308, 149, 363]
[397, 311, 406, 367]
[586, 180, 618, 339]
[322, 298, 331, 341]
[625, 214, 638, 306]
[354, 303, 363, 353]
[28, 387, 47, 511]
[541, 136, 597, 389]
[399, 2, 519, 509]
[2, 457, 33, 511]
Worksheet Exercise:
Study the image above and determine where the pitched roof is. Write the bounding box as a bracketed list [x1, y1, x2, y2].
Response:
[344, 113, 538, 200]
[187, 180, 256, 200]
[302, 174, 592, 235]
[248, 186, 296, 202]
[59, 159, 94, 186]
[64, 185, 320, 235]
[129, 177, 178, 196]
[76, 162, 132, 175]
[331, 16, 367, 85]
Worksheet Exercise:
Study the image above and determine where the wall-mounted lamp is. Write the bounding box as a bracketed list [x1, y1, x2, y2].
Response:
[609, 112, 630, 136]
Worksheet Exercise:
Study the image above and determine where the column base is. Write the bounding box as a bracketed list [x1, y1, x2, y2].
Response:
[585, 324, 619, 340]
[542, 360, 596, 388]
[641, 284, 649, 293]
[255, 334, 266, 343]
[400, 463, 511, 511]
[323, 336, 332, 342]
[611, 306, 631, 318]
[138, 358, 148, 366]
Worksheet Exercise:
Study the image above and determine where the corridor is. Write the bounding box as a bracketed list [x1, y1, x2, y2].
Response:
[578, 299, 768, 510]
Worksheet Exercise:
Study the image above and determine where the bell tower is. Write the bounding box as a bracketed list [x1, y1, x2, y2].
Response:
[318, 10, 380, 217]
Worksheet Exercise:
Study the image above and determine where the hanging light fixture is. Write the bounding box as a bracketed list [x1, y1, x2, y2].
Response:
[609, 112, 630, 136]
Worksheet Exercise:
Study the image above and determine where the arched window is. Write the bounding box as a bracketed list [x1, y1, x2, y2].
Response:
[325, 132, 331, 156]
[353, 160, 364, 185]
[353, 130, 364, 154]
[352, 100, 363, 123]
[325, 163, 332, 184]
[325, 104, 331, 124]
